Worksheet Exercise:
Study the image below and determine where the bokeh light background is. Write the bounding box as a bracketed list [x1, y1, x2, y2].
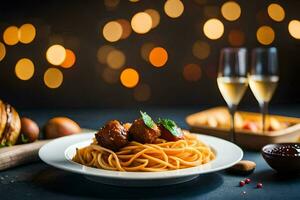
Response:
[0, 0, 300, 108]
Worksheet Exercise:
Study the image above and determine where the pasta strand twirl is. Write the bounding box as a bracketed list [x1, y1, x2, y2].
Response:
[72, 132, 215, 172]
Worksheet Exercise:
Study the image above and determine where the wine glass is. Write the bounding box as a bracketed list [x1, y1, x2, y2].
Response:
[249, 47, 279, 133]
[217, 48, 248, 143]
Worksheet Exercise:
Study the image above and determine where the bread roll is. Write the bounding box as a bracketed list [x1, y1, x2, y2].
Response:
[0, 101, 21, 146]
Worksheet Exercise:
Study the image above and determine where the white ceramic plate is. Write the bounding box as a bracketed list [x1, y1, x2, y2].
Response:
[39, 132, 243, 187]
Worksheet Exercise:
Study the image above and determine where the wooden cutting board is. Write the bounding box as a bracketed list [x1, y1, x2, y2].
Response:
[186, 107, 300, 150]
[0, 140, 52, 171]
[0, 129, 95, 171]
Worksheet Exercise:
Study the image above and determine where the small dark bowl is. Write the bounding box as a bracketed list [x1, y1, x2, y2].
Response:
[262, 143, 300, 174]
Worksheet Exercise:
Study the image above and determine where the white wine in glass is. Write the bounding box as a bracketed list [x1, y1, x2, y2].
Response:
[250, 47, 279, 133]
[217, 77, 248, 107]
[218, 48, 248, 143]
[248, 75, 279, 104]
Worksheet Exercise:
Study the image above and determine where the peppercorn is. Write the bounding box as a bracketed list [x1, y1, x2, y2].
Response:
[257, 182, 263, 188]
[245, 178, 251, 184]
[239, 180, 246, 187]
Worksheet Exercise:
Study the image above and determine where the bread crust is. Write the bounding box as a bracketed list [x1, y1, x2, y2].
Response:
[0, 102, 21, 146]
[0, 100, 7, 140]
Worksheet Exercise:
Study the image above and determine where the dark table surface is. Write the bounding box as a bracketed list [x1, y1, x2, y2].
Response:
[1, 106, 300, 200]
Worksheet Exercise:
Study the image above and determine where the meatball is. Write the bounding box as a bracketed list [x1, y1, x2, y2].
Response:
[95, 120, 128, 151]
[158, 124, 183, 141]
[129, 118, 160, 144]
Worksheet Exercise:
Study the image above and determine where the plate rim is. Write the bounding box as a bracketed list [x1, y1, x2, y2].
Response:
[39, 132, 243, 180]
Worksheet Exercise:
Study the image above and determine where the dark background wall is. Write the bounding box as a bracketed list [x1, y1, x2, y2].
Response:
[0, 0, 299, 108]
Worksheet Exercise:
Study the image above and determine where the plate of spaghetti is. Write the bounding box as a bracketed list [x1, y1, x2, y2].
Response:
[39, 112, 243, 187]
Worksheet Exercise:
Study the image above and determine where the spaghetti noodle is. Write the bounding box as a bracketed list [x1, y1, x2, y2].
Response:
[73, 132, 215, 172]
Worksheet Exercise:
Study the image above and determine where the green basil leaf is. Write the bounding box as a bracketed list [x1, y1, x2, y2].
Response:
[140, 111, 155, 129]
[158, 118, 182, 137]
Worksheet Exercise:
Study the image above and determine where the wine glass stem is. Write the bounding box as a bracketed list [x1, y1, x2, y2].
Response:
[260, 101, 268, 133]
[229, 104, 237, 143]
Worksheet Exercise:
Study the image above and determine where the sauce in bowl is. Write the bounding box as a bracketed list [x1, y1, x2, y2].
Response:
[264, 144, 300, 157]
[262, 143, 300, 173]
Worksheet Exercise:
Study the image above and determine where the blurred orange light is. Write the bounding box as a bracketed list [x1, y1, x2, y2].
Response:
[145, 9, 160, 29]
[0, 42, 6, 61]
[18, 23, 36, 44]
[149, 47, 168, 67]
[267, 3, 285, 22]
[134, 83, 151, 101]
[131, 12, 152, 34]
[183, 64, 201, 82]
[221, 1, 241, 21]
[15, 58, 35, 80]
[46, 44, 66, 65]
[107, 49, 126, 69]
[256, 26, 275, 45]
[203, 18, 224, 40]
[97, 45, 115, 64]
[164, 0, 184, 18]
[120, 68, 139, 88]
[288, 20, 300, 39]
[61, 49, 76, 68]
[116, 19, 132, 39]
[141, 42, 155, 61]
[103, 21, 123, 42]
[192, 41, 210, 60]
[44, 68, 63, 89]
[3, 26, 19, 45]
[228, 29, 245, 46]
